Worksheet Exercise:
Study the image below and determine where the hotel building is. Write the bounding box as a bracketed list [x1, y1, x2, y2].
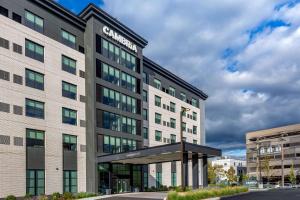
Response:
[0, 0, 221, 197]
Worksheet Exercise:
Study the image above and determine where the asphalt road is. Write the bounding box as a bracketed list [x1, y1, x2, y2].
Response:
[222, 189, 300, 200]
[100, 192, 167, 200]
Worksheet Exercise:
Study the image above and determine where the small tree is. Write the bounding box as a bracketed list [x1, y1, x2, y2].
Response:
[226, 166, 237, 184]
[208, 162, 224, 184]
[289, 163, 296, 185]
[261, 156, 273, 184]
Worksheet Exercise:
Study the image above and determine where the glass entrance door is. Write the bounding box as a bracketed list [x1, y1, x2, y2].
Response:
[113, 179, 130, 193]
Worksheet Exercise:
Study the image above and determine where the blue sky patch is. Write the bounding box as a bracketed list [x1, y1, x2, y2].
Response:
[57, 0, 104, 14]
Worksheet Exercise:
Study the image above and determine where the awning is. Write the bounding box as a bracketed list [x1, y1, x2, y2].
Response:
[97, 142, 221, 164]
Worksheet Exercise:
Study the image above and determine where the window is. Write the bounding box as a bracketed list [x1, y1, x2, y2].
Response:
[100, 62, 120, 86]
[143, 72, 148, 84]
[155, 130, 162, 142]
[26, 129, 44, 147]
[25, 69, 44, 90]
[25, 39, 44, 62]
[182, 107, 186, 117]
[193, 140, 197, 144]
[154, 79, 161, 90]
[170, 102, 176, 113]
[143, 90, 148, 102]
[169, 87, 175, 97]
[25, 11, 43, 33]
[155, 113, 161, 124]
[62, 81, 77, 100]
[61, 29, 76, 49]
[0, 37, 9, 49]
[0, 6, 8, 17]
[155, 95, 161, 107]
[62, 108, 77, 125]
[182, 122, 186, 132]
[101, 86, 121, 109]
[63, 134, 77, 151]
[62, 55, 76, 75]
[171, 172, 176, 187]
[170, 134, 176, 143]
[121, 72, 136, 92]
[26, 170, 45, 196]
[193, 126, 197, 134]
[182, 137, 186, 142]
[13, 12, 22, 23]
[180, 92, 186, 102]
[192, 98, 198, 107]
[143, 109, 148, 121]
[26, 99, 44, 119]
[170, 118, 176, 129]
[156, 172, 162, 188]
[63, 170, 77, 193]
[143, 127, 148, 139]
[193, 112, 197, 121]
[104, 135, 136, 153]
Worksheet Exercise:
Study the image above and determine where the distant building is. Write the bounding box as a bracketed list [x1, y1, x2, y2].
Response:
[212, 156, 246, 182]
[246, 124, 300, 184]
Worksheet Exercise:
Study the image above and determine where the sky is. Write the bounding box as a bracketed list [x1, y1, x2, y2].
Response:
[57, 0, 300, 157]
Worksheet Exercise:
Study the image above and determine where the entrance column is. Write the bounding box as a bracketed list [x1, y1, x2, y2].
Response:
[202, 155, 208, 187]
[192, 153, 199, 189]
[182, 152, 189, 188]
[108, 163, 113, 191]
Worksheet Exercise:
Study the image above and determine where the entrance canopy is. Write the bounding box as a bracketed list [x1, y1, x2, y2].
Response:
[97, 142, 221, 164]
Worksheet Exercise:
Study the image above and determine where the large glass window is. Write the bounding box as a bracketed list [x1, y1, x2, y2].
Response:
[25, 11, 43, 33]
[25, 69, 44, 90]
[155, 113, 161, 124]
[26, 170, 45, 196]
[101, 62, 120, 86]
[143, 90, 148, 102]
[170, 134, 176, 144]
[121, 72, 136, 93]
[155, 95, 161, 107]
[26, 129, 44, 147]
[182, 122, 186, 132]
[180, 92, 186, 102]
[62, 108, 77, 125]
[170, 118, 176, 129]
[62, 55, 76, 75]
[169, 87, 175, 97]
[171, 172, 177, 187]
[156, 172, 162, 188]
[25, 39, 44, 62]
[143, 127, 148, 139]
[61, 29, 76, 49]
[193, 112, 197, 121]
[62, 81, 77, 100]
[63, 170, 77, 193]
[142, 72, 148, 84]
[143, 109, 148, 121]
[193, 126, 197, 135]
[104, 135, 136, 154]
[154, 79, 161, 90]
[26, 99, 44, 119]
[193, 140, 197, 144]
[155, 130, 162, 142]
[192, 98, 198, 107]
[63, 134, 77, 151]
[170, 102, 176, 113]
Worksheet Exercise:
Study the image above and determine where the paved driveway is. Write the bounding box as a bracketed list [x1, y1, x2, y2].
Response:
[222, 188, 300, 200]
[100, 192, 167, 200]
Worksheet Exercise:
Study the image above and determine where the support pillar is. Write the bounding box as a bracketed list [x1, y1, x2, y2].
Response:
[182, 152, 189, 188]
[192, 153, 199, 189]
[202, 155, 208, 187]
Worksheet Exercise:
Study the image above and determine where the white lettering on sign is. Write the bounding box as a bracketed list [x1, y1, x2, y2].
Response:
[103, 26, 138, 53]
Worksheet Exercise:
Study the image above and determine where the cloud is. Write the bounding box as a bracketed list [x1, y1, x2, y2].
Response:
[101, 0, 300, 156]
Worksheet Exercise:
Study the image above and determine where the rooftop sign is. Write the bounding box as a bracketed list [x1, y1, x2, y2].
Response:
[102, 26, 138, 53]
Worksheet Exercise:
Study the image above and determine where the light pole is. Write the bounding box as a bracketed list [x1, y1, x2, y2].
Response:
[279, 133, 287, 187]
[180, 106, 190, 190]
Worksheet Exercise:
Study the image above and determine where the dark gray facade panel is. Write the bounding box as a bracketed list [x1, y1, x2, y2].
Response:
[0, 102, 10, 113]
[0, 70, 10, 81]
[156, 163, 162, 172]
[80, 120, 86, 127]
[13, 43, 22, 54]
[63, 151, 77, 171]
[79, 95, 86, 103]
[26, 147, 45, 169]
[13, 105, 23, 115]
[80, 144, 86, 152]
[14, 137, 23, 146]
[13, 74, 23, 85]
[1, 0, 85, 52]
[0, 135, 10, 145]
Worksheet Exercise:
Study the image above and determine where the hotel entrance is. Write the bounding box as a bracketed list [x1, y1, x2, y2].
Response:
[113, 179, 130, 193]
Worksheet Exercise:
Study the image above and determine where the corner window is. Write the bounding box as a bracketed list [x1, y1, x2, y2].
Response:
[61, 29, 76, 49]
[170, 118, 176, 129]
[143, 109, 148, 121]
[155, 95, 161, 107]
[180, 92, 186, 102]
[143, 90, 148, 102]
[143, 72, 148, 84]
[62, 55, 76, 75]
[154, 79, 161, 90]
[192, 98, 198, 107]
[155, 113, 161, 124]
[182, 122, 186, 132]
[169, 87, 175, 97]
[170, 134, 176, 143]
[62, 108, 77, 125]
[25, 39, 44, 62]
[25, 10, 43, 33]
[155, 130, 162, 142]
[25, 69, 44, 90]
[143, 127, 148, 139]
[63, 134, 77, 151]
[192, 112, 197, 121]
[26, 99, 44, 119]
[62, 81, 77, 100]
[170, 102, 176, 113]
[193, 126, 197, 134]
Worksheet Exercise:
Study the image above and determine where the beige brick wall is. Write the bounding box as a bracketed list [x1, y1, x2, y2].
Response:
[0, 15, 86, 197]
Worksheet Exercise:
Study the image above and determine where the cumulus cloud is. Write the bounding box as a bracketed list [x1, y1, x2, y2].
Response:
[101, 0, 300, 156]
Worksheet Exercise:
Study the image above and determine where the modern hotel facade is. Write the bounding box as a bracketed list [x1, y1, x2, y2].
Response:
[246, 124, 300, 184]
[0, 0, 221, 197]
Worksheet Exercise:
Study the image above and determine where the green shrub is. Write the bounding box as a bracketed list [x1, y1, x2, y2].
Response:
[5, 195, 16, 200]
[24, 194, 33, 200]
[38, 195, 48, 200]
[51, 192, 61, 200]
[167, 186, 248, 200]
[62, 192, 74, 200]
[76, 192, 97, 199]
